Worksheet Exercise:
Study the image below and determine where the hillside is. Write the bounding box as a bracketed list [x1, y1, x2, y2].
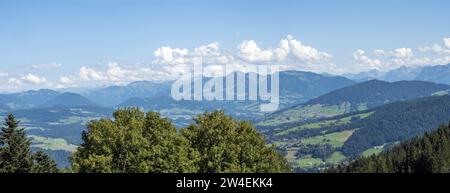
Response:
[40, 92, 99, 108]
[117, 71, 355, 126]
[0, 89, 60, 111]
[330, 124, 450, 173]
[269, 95, 450, 171]
[258, 80, 450, 128]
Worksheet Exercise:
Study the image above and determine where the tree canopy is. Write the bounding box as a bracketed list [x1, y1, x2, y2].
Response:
[329, 123, 450, 173]
[71, 108, 290, 173]
[182, 111, 290, 173]
[0, 114, 58, 173]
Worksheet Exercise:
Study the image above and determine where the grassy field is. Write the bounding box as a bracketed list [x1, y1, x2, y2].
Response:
[258, 103, 352, 126]
[48, 116, 99, 125]
[295, 156, 324, 168]
[302, 129, 357, 148]
[326, 152, 347, 163]
[362, 145, 385, 157]
[276, 111, 373, 136]
[29, 135, 78, 152]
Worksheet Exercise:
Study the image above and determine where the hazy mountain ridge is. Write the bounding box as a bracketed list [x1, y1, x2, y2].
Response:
[343, 63, 450, 84]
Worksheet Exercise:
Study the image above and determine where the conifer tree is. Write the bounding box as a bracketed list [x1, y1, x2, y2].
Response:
[31, 151, 59, 173]
[0, 114, 33, 173]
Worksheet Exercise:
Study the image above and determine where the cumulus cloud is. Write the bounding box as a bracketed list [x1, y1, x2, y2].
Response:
[80, 66, 106, 81]
[354, 47, 432, 72]
[153, 47, 189, 65]
[352, 37, 450, 72]
[236, 35, 331, 63]
[418, 38, 450, 55]
[78, 62, 169, 85]
[238, 40, 275, 62]
[374, 48, 413, 58]
[353, 49, 382, 69]
[444, 38, 450, 49]
[21, 73, 47, 84]
[12, 36, 447, 89]
[286, 35, 332, 61]
[8, 78, 22, 86]
[149, 35, 335, 76]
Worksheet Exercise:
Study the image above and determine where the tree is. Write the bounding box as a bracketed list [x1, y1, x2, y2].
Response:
[0, 114, 33, 173]
[71, 108, 199, 173]
[181, 111, 290, 173]
[329, 123, 450, 173]
[31, 151, 59, 173]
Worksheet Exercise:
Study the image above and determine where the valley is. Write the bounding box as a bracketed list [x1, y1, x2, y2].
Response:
[2, 67, 450, 171]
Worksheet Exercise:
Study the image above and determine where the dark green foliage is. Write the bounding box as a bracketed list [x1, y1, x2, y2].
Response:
[181, 111, 290, 173]
[31, 151, 59, 173]
[71, 108, 198, 173]
[71, 109, 290, 173]
[31, 149, 72, 168]
[0, 114, 33, 173]
[329, 124, 450, 173]
[295, 144, 336, 161]
[0, 114, 58, 173]
[342, 95, 450, 157]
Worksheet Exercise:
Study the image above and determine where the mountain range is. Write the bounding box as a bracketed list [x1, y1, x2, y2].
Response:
[3, 65, 450, 169]
[0, 70, 355, 167]
[343, 63, 450, 84]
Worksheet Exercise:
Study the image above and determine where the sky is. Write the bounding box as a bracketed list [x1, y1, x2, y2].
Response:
[0, 0, 449, 91]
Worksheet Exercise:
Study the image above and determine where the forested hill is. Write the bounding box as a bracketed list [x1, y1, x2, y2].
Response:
[341, 94, 450, 157]
[306, 80, 450, 110]
[330, 123, 450, 173]
[257, 80, 450, 129]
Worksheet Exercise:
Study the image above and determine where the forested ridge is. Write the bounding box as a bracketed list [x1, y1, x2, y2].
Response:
[329, 123, 450, 173]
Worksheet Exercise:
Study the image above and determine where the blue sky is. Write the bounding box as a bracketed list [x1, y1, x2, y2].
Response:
[0, 0, 449, 91]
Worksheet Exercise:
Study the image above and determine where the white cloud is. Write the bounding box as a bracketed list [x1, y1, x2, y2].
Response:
[418, 38, 450, 55]
[31, 63, 62, 69]
[80, 66, 107, 81]
[8, 78, 22, 86]
[353, 49, 382, 69]
[444, 38, 450, 49]
[374, 48, 413, 58]
[21, 73, 47, 84]
[149, 35, 335, 76]
[153, 46, 189, 65]
[393, 48, 413, 58]
[351, 37, 450, 73]
[60, 76, 74, 84]
[78, 62, 169, 85]
[285, 35, 332, 61]
[238, 40, 274, 62]
[194, 42, 221, 56]
[236, 35, 331, 63]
